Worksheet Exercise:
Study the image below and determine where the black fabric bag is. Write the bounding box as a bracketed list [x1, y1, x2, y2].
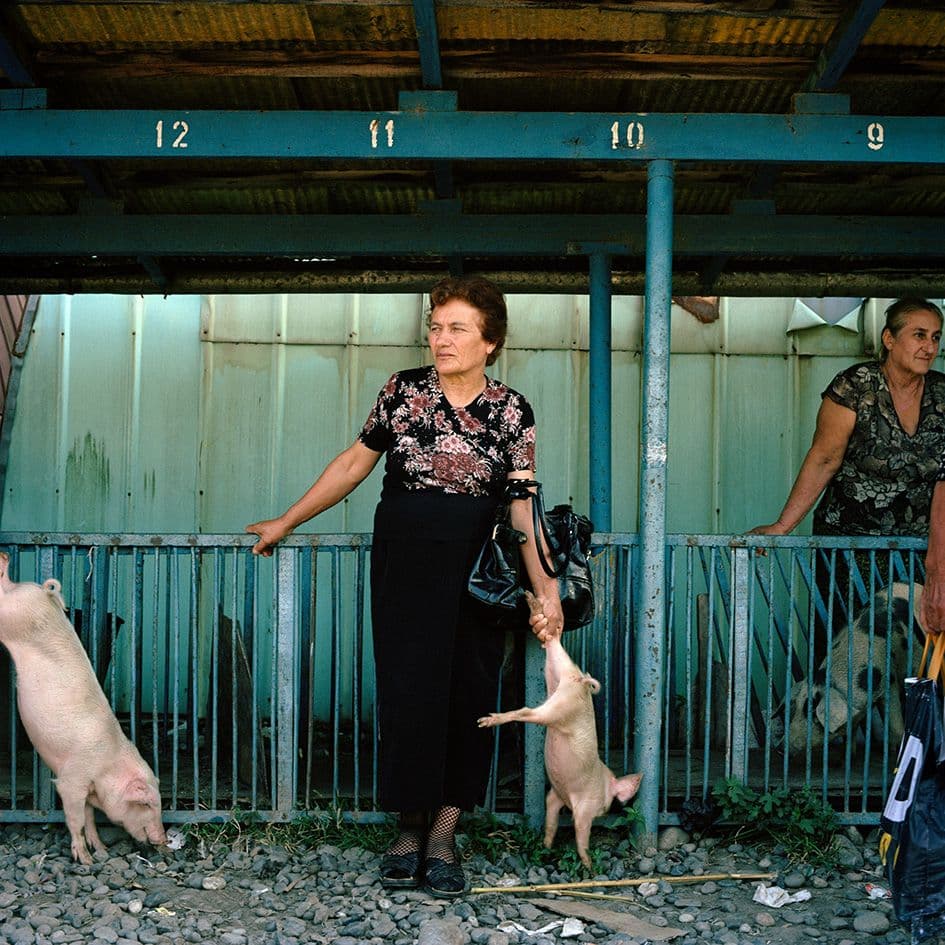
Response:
[880, 635, 945, 941]
[467, 479, 595, 631]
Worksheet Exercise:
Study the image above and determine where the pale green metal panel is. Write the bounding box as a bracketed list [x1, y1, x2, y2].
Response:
[60, 295, 135, 532]
[508, 293, 586, 351]
[1, 294, 203, 532]
[714, 353, 802, 536]
[611, 350, 641, 532]
[203, 292, 425, 347]
[343, 293, 427, 347]
[667, 354, 717, 533]
[718, 297, 796, 355]
[500, 346, 586, 510]
[1, 295, 62, 529]
[134, 295, 203, 530]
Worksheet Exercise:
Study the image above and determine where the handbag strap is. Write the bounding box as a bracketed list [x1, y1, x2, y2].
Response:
[505, 479, 567, 579]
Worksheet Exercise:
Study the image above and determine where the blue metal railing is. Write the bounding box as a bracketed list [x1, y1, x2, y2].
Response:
[0, 531, 926, 827]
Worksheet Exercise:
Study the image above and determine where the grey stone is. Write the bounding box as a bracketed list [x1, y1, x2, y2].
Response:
[658, 827, 691, 850]
[833, 835, 865, 869]
[852, 911, 891, 934]
[417, 918, 468, 945]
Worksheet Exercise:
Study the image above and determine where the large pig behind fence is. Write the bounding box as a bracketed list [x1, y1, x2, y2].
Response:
[0, 552, 166, 864]
[478, 594, 641, 867]
[785, 581, 926, 753]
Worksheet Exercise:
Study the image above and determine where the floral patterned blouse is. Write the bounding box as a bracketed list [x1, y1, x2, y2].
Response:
[813, 361, 945, 536]
[358, 366, 536, 498]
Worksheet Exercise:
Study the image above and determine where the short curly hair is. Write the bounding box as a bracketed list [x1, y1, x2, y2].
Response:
[427, 276, 507, 366]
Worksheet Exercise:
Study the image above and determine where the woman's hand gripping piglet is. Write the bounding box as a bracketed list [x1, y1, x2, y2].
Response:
[527, 590, 559, 645]
[478, 592, 642, 868]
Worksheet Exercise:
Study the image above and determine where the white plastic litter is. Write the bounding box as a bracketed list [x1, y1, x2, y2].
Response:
[498, 920, 565, 936]
[560, 918, 586, 938]
[497, 918, 586, 937]
[164, 827, 186, 851]
[752, 884, 812, 908]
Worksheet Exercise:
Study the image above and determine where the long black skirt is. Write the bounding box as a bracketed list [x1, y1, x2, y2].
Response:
[371, 490, 506, 812]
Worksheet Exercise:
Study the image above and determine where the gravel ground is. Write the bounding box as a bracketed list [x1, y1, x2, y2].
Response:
[0, 820, 922, 945]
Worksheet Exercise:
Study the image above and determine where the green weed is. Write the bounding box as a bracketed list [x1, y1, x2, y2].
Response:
[187, 808, 396, 856]
[711, 776, 839, 864]
[186, 805, 635, 878]
[458, 810, 553, 865]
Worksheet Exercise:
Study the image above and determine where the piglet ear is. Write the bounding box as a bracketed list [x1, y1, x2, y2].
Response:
[125, 777, 161, 808]
[43, 579, 66, 612]
[614, 772, 643, 803]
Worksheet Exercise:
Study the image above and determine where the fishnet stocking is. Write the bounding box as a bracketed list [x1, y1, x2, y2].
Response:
[425, 805, 461, 863]
[385, 811, 427, 857]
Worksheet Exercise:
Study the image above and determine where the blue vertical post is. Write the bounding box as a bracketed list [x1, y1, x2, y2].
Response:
[589, 252, 613, 532]
[635, 159, 674, 839]
[275, 548, 298, 817]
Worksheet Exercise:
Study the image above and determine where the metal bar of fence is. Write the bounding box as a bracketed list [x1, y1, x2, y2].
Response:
[150, 549, 160, 779]
[189, 549, 199, 812]
[210, 548, 220, 811]
[683, 546, 694, 801]
[275, 547, 297, 817]
[250, 552, 261, 812]
[354, 546, 366, 812]
[331, 547, 341, 807]
[621, 543, 634, 784]
[730, 549, 750, 784]
[662, 546, 676, 814]
[303, 548, 316, 810]
[169, 550, 180, 809]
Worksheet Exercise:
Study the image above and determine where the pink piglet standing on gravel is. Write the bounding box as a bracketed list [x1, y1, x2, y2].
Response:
[0, 552, 166, 864]
[478, 592, 642, 867]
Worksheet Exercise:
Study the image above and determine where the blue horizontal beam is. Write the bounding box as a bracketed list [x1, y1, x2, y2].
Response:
[1, 531, 922, 551]
[1, 213, 942, 257]
[0, 108, 935, 163]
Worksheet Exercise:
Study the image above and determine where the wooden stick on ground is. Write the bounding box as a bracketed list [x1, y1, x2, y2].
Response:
[470, 871, 776, 895]
[545, 890, 644, 905]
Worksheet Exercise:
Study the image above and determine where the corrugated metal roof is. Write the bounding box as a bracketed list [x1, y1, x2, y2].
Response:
[2, 0, 945, 294]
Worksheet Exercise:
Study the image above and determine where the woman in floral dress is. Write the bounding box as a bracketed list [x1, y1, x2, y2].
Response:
[751, 298, 945, 657]
[246, 276, 562, 897]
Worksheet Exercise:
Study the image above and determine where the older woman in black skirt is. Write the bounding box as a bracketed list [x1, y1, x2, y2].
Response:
[246, 276, 563, 897]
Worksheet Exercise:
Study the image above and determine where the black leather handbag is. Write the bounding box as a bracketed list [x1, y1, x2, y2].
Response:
[467, 479, 595, 631]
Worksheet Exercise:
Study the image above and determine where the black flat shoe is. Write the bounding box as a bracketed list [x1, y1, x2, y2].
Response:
[379, 851, 422, 888]
[423, 856, 467, 898]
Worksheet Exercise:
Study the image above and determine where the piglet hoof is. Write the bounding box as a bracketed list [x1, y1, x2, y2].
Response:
[70, 842, 94, 866]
